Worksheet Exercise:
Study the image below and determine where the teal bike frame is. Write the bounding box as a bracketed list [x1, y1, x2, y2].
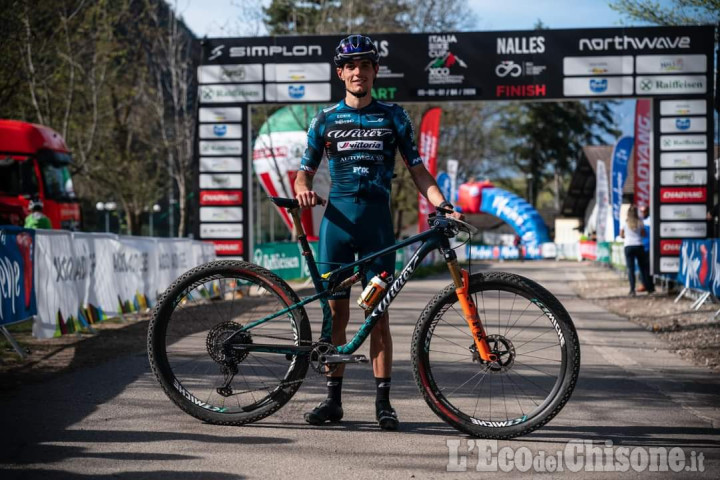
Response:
[228, 201, 461, 357]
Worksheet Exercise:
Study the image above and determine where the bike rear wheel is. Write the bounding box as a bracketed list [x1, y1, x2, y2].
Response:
[412, 271, 580, 438]
[147, 260, 311, 425]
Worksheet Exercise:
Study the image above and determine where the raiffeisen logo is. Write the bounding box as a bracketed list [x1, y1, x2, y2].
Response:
[579, 35, 690, 51]
[229, 45, 322, 57]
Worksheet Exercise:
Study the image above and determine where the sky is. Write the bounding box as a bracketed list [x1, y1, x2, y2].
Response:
[175, 0, 679, 139]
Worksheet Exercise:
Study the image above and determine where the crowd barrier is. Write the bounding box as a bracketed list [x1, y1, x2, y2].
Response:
[0, 226, 216, 339]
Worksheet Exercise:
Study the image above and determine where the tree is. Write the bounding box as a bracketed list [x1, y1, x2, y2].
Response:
[610, 0, 720, 26]
[498, 100, 620, 207]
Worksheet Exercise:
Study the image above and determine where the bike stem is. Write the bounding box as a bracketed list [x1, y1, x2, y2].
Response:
[446, 259, 497, 363]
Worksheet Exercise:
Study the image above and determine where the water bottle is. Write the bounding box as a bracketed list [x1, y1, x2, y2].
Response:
[357, 271, 391, 311]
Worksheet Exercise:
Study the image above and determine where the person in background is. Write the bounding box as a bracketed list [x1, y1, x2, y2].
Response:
[514, 234, 524, 262]
[620, 205, 654, 296]
[637, 205, 651, 292]
[24, 199, 52, 229]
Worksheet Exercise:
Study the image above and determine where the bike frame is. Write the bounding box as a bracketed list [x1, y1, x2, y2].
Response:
[231, 205, 496, 362]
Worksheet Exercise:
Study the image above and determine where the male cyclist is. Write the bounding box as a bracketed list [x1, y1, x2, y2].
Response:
[294, 34, 461, 431]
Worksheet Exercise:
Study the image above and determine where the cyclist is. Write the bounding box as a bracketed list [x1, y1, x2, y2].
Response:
[24, 199, 52, 229]
[294, 34, 461, 431]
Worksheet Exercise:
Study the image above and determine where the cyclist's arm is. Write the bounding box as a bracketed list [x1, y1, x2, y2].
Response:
[295, 111, 326, 208]
[408, 163, 446, 208]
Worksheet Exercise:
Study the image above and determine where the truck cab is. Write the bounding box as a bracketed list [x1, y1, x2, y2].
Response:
[0, 119, 81, 229]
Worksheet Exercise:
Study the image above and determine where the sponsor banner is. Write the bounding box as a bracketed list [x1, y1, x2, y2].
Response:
[659, 117, 706, 133]
[660, 256, 680, 273]
[633, 99, 652, 208]
[659, 99, 707, 116]
[337, 140, 383, 151]
[659, 222, 706, 238]
[198, 107, 243, 123]
[0, 227, 37, 326]
[563, 77, 633, 96]
[33, 231, 215, 338]
[199, 84, 263, 103]
[660, 239, 683, 255]
[579, 241, 597, 261]
[199, 173, 243, 189]
[659, 134, 707, 151]
[199, 190, 243, 206]
[199, 124, 243, 139]
[595, 160, 610, 242]
[197, 64, 263, 84]
[436, 172, 452, 202]
[200, 223, 244, 239]
[660, 187, 707, 203]
[611, 136, 634, 237]
[635, 54, 707, 74]
[199, 140, 242, 156]
[660, 169, 707, 186]
[264, 63, 330, 82]
[210, 240, 244, 256]
[562, 55, 633, 76]
[677, 239, 712, 289]
[659, 204, 706, 220]
[635, 75, 706, 94]
[418, 107, 442, 233]
[265, 83, 331, 102]
[199, 207, 243, 222]
[199, 156, 243, 173]
[660, 152, 707, 168]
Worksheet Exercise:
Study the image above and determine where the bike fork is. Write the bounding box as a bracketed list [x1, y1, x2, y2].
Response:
[446, 258, 497, 363]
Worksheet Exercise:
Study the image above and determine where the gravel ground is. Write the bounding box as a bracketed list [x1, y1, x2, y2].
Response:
[570, 263, 720, 373]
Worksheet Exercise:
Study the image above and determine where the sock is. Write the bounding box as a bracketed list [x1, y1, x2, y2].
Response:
[375, 377, 391, 407]
[326, 377, 343, 404]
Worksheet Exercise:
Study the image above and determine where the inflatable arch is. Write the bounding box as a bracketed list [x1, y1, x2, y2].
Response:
[457, 181, 551, 252]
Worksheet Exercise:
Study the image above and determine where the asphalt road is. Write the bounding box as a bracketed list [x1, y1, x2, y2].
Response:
[1, 261, 718, 479]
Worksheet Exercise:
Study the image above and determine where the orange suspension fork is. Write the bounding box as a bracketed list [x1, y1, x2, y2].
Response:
[447, 260, 497, 362]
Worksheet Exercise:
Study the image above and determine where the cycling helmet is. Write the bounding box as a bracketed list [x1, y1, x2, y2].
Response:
[334, 34, 379, 67]
[29, 198, 43, 211]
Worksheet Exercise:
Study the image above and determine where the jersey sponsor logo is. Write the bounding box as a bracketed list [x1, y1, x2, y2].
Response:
[366, 115, 385, 123]
[353, 166, 370, 175]
[338, 153, 384, 163]
[327, 128, 393, 139]
[337, 140, 383, 151]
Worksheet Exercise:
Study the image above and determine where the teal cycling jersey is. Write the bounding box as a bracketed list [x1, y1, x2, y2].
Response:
[300, 99, 423, 203]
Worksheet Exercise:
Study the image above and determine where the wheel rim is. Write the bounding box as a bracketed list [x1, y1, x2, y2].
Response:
[155, 271, 307, 415]
[420, 282, 568, 429]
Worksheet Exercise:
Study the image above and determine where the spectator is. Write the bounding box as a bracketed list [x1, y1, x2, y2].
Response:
[620, 205, 654, 296]
[24, 199, 52, 229]
[514, 234, 524, 262]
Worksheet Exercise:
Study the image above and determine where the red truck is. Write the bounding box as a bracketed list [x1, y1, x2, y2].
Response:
[0, 119, 81, 229]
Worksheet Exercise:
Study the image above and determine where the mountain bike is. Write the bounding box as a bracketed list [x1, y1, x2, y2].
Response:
[147, 197, 580, 439]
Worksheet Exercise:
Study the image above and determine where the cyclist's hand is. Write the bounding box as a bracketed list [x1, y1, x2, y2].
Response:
[447, 211, 465, 221]
[296, 190, 326, 208]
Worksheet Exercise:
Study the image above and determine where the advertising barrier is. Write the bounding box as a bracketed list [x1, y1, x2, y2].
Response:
[0, 227, 37, 326]
[32, 231, 216, 339]
[677, 238, 712, 290]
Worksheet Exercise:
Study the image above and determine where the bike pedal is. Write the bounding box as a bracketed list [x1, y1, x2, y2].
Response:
[322, 354, 369, 364]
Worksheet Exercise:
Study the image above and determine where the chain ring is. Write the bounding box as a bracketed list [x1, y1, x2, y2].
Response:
[309, 342, 339, 375]
[206, 321, 250, 365]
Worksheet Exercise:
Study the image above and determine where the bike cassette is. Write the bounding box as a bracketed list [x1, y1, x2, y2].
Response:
[207, 321, 250, 365]
[470, 334, 515, 373]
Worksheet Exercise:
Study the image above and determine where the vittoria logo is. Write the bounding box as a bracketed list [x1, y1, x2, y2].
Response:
[337, 140, 383, 151]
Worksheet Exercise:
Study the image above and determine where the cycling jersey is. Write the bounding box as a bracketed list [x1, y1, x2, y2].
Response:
[301, 99, 423, 298]
[300, 99, 423, 203]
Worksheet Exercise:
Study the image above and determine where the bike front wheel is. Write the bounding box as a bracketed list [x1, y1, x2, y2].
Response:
[147, 260, 312, 425]
[412, 271, 580, 439]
